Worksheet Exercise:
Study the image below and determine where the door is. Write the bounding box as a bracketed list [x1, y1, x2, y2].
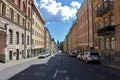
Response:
[16, 49, 19, 60]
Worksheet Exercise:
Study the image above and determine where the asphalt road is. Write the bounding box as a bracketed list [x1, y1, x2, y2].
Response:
[0, 53, 120, 80]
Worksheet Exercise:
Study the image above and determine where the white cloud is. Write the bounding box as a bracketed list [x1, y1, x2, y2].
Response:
[38, 0, 81, 23]
[70, 1, 81, 9]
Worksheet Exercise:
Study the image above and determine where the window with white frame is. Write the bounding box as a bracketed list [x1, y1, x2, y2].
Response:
[105, 38, 109, 50]
[110, 37, 115, 49]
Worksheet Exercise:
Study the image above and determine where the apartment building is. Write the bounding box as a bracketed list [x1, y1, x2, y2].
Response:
[63, 36, 68, 53]
[0, 0, 32, 62]
[66, 20, 77, 53]
[31, 2, 45, 56]
[76, 0, 94, 53]
[44, 27, 52, 52]
[93, 0, 120, 61]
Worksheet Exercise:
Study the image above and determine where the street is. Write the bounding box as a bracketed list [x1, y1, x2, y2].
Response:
[0, 53, 120, 80]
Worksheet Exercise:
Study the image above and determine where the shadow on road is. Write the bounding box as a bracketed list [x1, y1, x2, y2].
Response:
[8, 54, 60, 80]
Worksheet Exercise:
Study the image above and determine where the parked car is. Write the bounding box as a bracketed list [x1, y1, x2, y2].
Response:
[82, 52, 100, 63]
[77, 53, 84, 60]
[79, 53, 84, 61]
[70, 52, 77, 57]
[38, 52, 51, 58]
[77, 54, 81, 59]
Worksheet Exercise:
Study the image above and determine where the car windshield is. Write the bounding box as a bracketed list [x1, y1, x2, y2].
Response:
[90, 53, 99, 56]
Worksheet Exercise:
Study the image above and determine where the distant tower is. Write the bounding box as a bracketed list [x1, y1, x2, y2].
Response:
[57, 40, 59, 50]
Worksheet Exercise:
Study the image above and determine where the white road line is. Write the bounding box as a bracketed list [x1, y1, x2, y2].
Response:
[53, 69, 58, 79]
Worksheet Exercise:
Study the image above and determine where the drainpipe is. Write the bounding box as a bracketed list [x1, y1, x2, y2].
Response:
[91, 0, 94, 52]
[87, 0, 90, 51]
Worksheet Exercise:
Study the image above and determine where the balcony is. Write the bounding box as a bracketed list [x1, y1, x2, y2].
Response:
[103, 1, 114, 13]
[97, 25, 115, 36]
[95, 1, 114, 17]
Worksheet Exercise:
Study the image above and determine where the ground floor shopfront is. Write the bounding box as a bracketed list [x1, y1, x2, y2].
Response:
[95, 25, 120, 62]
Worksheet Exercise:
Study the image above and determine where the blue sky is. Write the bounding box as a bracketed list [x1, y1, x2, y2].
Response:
[35, 0, 83, 42]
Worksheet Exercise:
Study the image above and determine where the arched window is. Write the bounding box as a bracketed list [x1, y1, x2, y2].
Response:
[105, 38, 109, 50]
[16, 32, 19, 44]
[110, 37, 115, 49]
[9, 29, 13, 44]
[22, 34, 24, 44]
[27, 35, 29, 45]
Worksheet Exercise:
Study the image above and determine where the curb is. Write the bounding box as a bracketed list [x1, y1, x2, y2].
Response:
[0, 57, 38, 72]
[101, 63, 120, 70]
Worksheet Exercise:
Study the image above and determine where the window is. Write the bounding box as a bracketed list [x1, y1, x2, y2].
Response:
[105, 38, 109, 50]
[10, 8, 14, 20]
[18, 0, 21, 8]
[27, 36, 29, 45]
[22, 18, 25, 26]
[32, 10, 34, 14]
[32, 39, 34, 45]
[94, 8, 97, 15]
[1, 2, 6, 16]
[28, 7, 30, 17]
[110, 37, 115, 49]
[17, 14, 20, 24]
[9, 29, 13, 44]
[23, 2, 26, 12]
[110, 15, 114, 26]
[28, 22, 30, 30]
[104, 17, 108, 27]
[22, 34, 24, 44]
[97, 19, 101, 29]
[32, 19, 34, 24]
[32, 29, 34, 34]
[16, 32, 19, 44]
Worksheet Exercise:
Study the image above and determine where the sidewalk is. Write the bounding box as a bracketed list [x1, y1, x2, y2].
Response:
[0, 56, 38, 71]
[101, 60, 120, 70]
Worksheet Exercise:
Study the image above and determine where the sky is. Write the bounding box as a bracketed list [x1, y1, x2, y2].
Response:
[35, 0, 83, 42]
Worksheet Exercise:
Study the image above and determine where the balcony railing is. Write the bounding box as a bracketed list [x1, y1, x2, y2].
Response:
[97, 25, 115, 36]
[104, 1, 114, 12]
[95, 1, 114, 17]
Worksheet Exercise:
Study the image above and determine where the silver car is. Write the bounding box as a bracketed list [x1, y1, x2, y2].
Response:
[83, 52, 100, 64]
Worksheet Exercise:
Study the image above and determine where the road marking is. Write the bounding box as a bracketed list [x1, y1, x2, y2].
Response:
[58, 69, 68, 73]
[53, 69, 58, 79]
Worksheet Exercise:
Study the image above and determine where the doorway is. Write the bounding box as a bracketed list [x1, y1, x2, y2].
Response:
[16, 49, 19, 60]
